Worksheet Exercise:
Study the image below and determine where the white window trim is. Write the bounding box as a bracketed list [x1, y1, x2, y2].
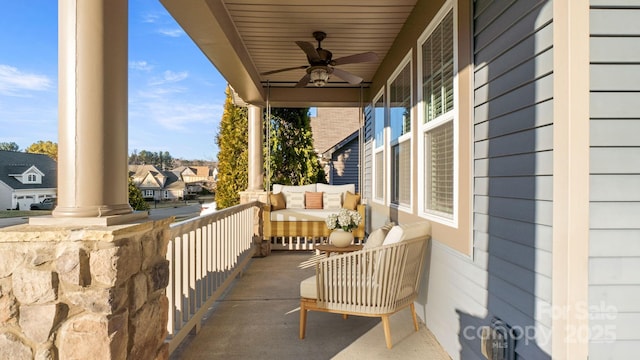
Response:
[386, 51, 413, 212]
[417, 0, 459, 228]
[372, 87, 386, 205]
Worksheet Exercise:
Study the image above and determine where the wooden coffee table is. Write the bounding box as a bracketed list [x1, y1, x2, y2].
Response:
[315, 244, 363, 257]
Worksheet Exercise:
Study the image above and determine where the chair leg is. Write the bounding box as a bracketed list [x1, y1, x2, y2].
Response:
[342, 314, 348, 320]
[299, 301, 307, 339]
[381, 315, 393, 349]
[410, 303, 419, 331]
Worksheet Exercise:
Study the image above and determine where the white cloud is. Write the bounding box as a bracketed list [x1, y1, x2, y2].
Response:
[129, 61, 153, 72]
[158, 28, 184, 38]
[142, 13, 160, 23]
[0, 64, 52, 96]
[149, 70, 189, 86]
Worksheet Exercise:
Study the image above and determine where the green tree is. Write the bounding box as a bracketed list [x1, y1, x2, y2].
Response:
[26, 141, 58, 161]
[128, 177, 150, 211]
[128, 150, 173, 169]
[215, 87, 248, 209]
[265, 108, 322, 187]
[0, 142, 19, 151]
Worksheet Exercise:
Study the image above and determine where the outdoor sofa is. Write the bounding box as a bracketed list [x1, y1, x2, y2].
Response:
[262, 183, 365, 241]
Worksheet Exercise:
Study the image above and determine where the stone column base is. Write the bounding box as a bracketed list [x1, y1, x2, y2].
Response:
[0, 218, 171, 360]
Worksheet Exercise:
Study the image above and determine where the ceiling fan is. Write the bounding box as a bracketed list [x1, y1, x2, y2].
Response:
[260, 31, 378, 87]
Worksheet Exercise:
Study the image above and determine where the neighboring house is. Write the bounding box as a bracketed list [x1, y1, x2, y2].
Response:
[129, 164, 185, 201]
[173, 165, 217, 196]
[129, 164, 217, 200]
[310, 107, 361, 187]
[322, 130, 360, 192]
[0, 150, 57, 210]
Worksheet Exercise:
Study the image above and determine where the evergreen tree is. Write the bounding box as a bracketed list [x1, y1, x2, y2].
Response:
[265, 108, 322, 187]
[128, 177, 150, 211]
[215, 87, 248, 209]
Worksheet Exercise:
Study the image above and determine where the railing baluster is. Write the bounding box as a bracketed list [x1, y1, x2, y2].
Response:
[166, 202, 260, 355]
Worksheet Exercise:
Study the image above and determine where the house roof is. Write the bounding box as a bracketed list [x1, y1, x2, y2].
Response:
[0, 150, 57, 190]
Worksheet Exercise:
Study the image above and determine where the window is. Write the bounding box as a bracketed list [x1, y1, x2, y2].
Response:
[144, 190, 154, 198]
[373, 90, 385, 202]
[163, 190, 169, 199]
[419, 4, 456, 222]
[389, 54, 412, 207]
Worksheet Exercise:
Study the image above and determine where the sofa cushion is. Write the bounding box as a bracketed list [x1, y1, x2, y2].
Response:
[343, 191, 361, 210]
[270, 192, 286, 211]
[273, 183, 317, 194]
[324, 193, 342, 209]
[270, 209, 336, 222]
[305, 192, 323, 209]
[300, 275, 317, 299]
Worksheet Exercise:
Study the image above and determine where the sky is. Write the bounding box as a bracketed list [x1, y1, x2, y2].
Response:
[0, 1, 227, 161]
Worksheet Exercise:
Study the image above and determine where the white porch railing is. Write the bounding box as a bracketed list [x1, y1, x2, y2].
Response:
[165, 201, 259, 355]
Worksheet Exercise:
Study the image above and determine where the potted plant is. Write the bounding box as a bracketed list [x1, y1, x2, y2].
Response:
[325, 208, 362, 247]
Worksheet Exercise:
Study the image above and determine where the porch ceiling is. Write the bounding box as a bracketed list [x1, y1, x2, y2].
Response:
[160, 0, 418, 107]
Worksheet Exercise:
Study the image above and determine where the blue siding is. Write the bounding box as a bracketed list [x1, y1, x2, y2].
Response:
[472, 0, 553, 358]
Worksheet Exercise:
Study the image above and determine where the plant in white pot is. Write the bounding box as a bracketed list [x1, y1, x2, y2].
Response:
[325, 208, 362, 247]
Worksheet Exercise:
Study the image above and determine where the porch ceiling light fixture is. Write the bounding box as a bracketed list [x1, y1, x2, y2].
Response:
[308, 66, 330, 87]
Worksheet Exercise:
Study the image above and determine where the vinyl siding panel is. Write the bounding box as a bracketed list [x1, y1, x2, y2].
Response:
[421, 1, 554, 359]
[589, 2, 640, 356]
[329, 137, 359, 192]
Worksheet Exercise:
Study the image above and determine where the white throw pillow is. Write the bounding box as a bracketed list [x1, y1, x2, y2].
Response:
[323, 193, 342, 209]
[363, 222, 395, 250]
[285, 192, 305, 208]
[382, 225, 404, 246]
[363, 228, 387, 250]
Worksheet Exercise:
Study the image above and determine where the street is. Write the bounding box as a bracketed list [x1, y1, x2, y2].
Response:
[0, 203, 202, 228]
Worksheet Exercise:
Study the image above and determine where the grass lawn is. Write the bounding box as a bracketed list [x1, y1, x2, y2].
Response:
[0, 210, 51, 218]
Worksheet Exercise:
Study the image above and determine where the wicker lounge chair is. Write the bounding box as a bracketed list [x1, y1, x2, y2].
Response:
[299, 222, 431, 349]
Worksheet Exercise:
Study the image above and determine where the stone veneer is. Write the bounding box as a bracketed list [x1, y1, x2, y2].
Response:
[239, 191, 270, 257]
[0, 218, 171, 360]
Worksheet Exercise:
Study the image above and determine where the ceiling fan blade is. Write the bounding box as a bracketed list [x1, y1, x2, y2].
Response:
[261, 65, 307, 76]
[331, 68, 363, 84]
[294, 74, 311, 88]
[331, 51, 378, 66]
[295, 41, 321, 63]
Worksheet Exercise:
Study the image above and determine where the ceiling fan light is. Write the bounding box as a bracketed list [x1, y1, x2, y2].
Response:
[309, 67, 329, 87]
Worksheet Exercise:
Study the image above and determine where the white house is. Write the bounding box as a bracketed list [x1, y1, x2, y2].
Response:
[0, 150, 57, 210]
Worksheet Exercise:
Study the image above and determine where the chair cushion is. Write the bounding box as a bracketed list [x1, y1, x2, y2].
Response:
[300, 275, 317, 299]
[305, 192, 323, 209]
[343, 191, 361, 210]
[270, 192, 286, 211]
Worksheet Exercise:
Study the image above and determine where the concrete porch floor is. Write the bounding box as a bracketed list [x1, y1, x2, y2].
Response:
[170, 251, 450, 360]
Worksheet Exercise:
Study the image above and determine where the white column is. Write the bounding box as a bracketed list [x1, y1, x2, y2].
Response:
[54, 0, 132, 218]
[247, 105, 264, 191]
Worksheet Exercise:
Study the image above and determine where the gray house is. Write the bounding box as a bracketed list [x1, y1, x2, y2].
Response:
[0, 150, 57, 210]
